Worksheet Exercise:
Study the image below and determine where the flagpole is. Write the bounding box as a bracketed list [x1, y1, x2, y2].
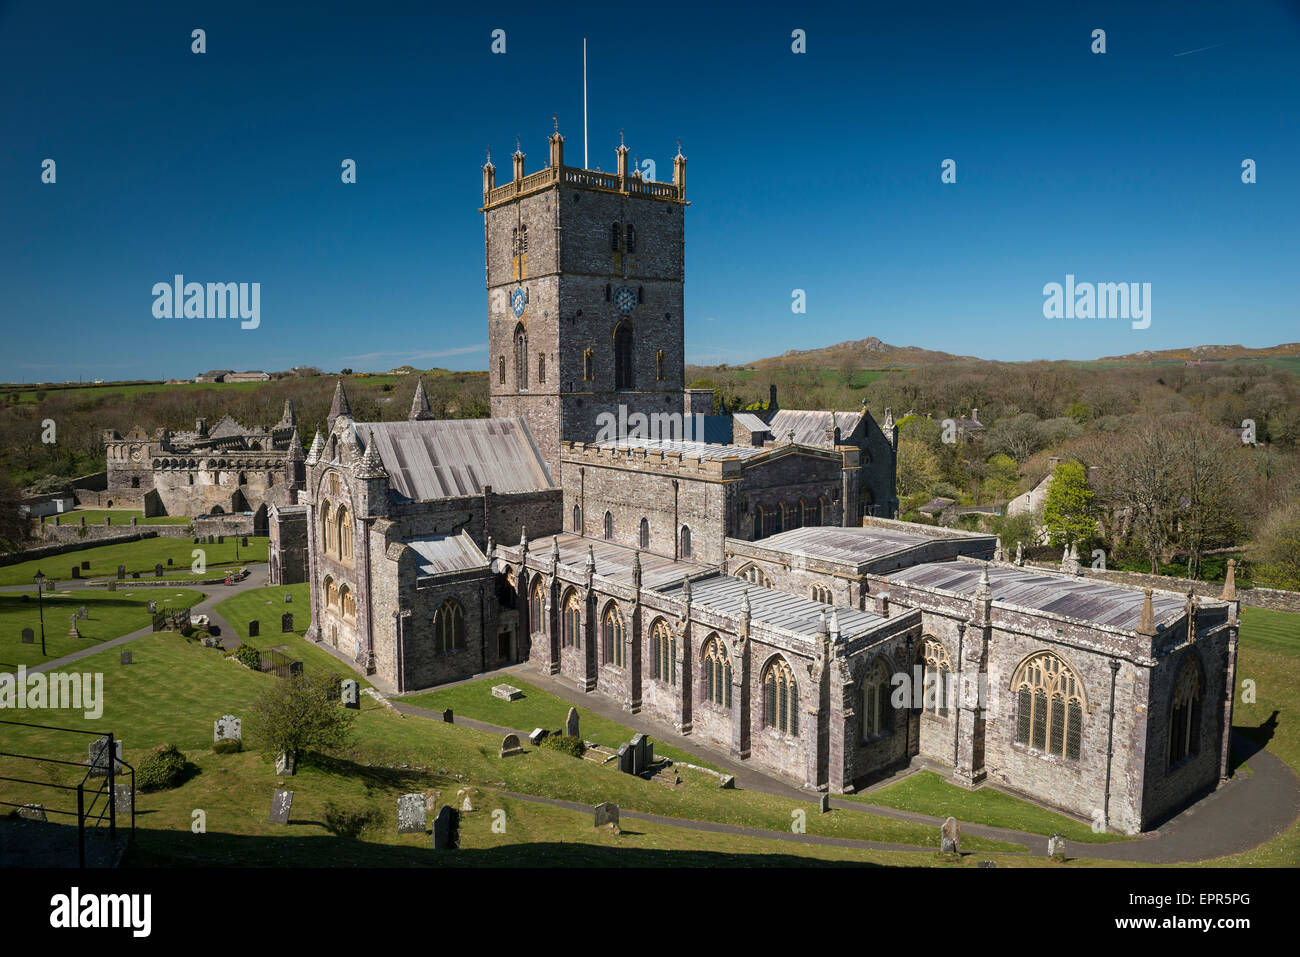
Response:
[583, 38, 588, 169]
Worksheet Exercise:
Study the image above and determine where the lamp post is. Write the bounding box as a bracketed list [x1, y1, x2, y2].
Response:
[33, 570, 47, 656]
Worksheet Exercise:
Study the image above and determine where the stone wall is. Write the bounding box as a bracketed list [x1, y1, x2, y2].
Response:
[33, 522, 194, 545]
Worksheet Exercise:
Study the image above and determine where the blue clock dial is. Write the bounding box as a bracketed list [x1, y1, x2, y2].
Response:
[613, 285, 637, 315]
[510, 286, 526, 317]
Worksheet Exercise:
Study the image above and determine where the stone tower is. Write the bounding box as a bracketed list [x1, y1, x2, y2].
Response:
[483, 125, 689, 478]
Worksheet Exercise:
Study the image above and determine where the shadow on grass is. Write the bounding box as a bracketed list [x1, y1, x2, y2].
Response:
[1230, 712, 1279, 772]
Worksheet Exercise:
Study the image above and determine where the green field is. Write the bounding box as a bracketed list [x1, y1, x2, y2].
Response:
[0, 536, 268, 586]
[398, 675, 718, 771]
[0, 588, 205, 669]
[39, 509, 192, 527]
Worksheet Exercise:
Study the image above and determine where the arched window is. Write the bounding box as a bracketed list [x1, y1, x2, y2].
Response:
[436, 598, 465, 653]
[603, 511, 613, 541]
[736, 564, 771, 588]
[817, 498, 826, 526]
[1013, 652, 1085, 760]
[773, 505, 785, 534]
[679, 525, 692, 559]
[638, 517, 650, 549]
[788, 500, 802, 530]
[337, 506, 353, 562]
[562, 590, 582, 649]
[319, 500, 332, 554]
[753, 507, 763, 539]
[614, 322, 634, 390]
[811, 583, 833, 604]
[601, 603, 625, 667]
[583, 348, 594, 381]
[238, 471, 247, 485]
[572, 504, 582, 533]
[1168, 654, 1203, 768]
[498, 356, 506, 384]
[702, 636, 732, 709]
[862, 657, 894, 739]
[762, 657, 799, 735]
[918, 638, 953, 717]
[655, 349, 664, 381]
[650, 619, 675, 684]
[518, 223, 528, 253]
[514, 323, 528, 390]
[626, 224, 636, 253]
[538, 352, 546, 384]
[323, 576, 337, 609]
[340, 585, 355, 620]
[610, 222, 621, 251]
[528, 579, 545, 637]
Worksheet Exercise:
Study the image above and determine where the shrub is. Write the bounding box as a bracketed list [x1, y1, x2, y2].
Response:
[234, 643, 263, 670]
[323, 802, 380, 839]
[212, 737, 242, 754]
[540, 734, 586, 759]
[137, 744, 187, 792]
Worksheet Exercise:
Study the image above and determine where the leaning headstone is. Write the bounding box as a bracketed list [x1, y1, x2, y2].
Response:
[18, 804, 47, 822]
[819, 794, 830, 814]
[248, 620, 260, 637]
[564, 706, 580, 739]
[214, 715, 242, 744]
[432, 805, 459, 850]
[617, 743, 634, 775]
[275, 751, 296, 776]
[718, 774, 736, 789]
[528, 728, 547, 747]
[341, 679, 359, 709]
[940, 816, 961, 855]
[630, 733, 648, 775]
[499, 733, 523, 758]
[116, 565, 126, 580]
[281, 612, 293, 633]
[1047, 834, 1067, 859]
[491, 684, 523, 701]
[87, 737, 123, 777]
[268, 788, 293, 824]
[397, 793, 426, 834]
[119, 650, 132, 665]
[20, 627, 34, 644]
[593, 801, 620, 829]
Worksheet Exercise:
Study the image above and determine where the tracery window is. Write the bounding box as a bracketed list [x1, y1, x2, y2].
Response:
[572, 504, 582, 533]
[603, 511, 614, 541]
[601, 603, 625, 668]
[436, 598, 465, 652]
[737, 564, 771, 588]
[340, 585, 356, 620]
[862, 657, 894, 739]
[514, 323, 528, 390]
[529, 579, 545, 637]
[562, 591, 582, 649]
[810, 583, 833, 604]
[702, 636, 732, 709]
[1013, 652, 1085, 761]
[763, 657, 798, 735]
[323, 576, 337, 610]
[639, 517, 650, 549]
[679, 525, 692, 559]
[337, 506, 353, 562]
[626, 224, 636, 253]
[650, 619, 675, 685]
[918, 637, 954, 717]
[610, 223, 621, 252]
[1168, 654, 1203, 768]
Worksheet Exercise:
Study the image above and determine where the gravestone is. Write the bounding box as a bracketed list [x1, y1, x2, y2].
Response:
[77, 606, 88, 620]
[130, 517, 138, 527]
[456, 788, 477, 812]
[107, 582, 116, 592]
[207, 535, 214, 544]
[194, 537, 200, 545]
[68, 618, 80, 640]
[88, 737, 123, 777]
[593, 802, 620, 829]
[397, 793, 426, 834]
[242, 537, 249, 547]
[18, 804, 47, 823]
[1047, 834, 1067, 859]
[214, 715, 242, 744]
[155, 564, 164, 577]
[499, 733, 523, 758]
[147, 600, 157, 614]
[81, 561, 90, 570]
[341, 679, 359, 709]
[491, 684, 523, 701]
[71, 566, 80, 579]
[119, 650, 132, 665]
[113, 783, 133, 818]
[281, 612, 293, 633]
[940, 817, 961, 855]
[288, 660, 304, 677]
[630, 733, 648, 775]
[104, 517, 110, 526]
[441, 708, 453, 723]
[564, 706, 580, 739]
[719, 775, 736, 789]
[528, 728, 547, 747]
[131, 571, 140, 579]
[432, 805, 459, 850]
[218, 536, 224, 544]
[167, 558, 173, 566]
[284, 593, 292, 603]
[617, 743, 633, 775]
[20, 628, 34, 644]
[248, 620, 260, 638]
[116, 565, 126, 580]
[977, 860, 997, 869]
[819, 794, 830, 814]
[268, 789, 294, 824]
[275, 751, 296, 776]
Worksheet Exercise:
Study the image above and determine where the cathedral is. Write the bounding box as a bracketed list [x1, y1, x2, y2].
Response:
[271, 126, 1239, 835]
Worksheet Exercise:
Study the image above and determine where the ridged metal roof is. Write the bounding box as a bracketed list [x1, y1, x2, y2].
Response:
[407, 533, 488, 576]
[597, 438, 770, 461]
[353, 419, 553, 502]
[889, 562, 1194, 630]
[767, 410, 864, 447]
[660, 574, 888, 640]
[752, 525, 994, 567]
[731, 413, 771, 433]
[539, 533, 703, 590]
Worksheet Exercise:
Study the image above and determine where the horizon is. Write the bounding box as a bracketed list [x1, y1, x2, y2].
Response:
[2, 1, 1298, 380]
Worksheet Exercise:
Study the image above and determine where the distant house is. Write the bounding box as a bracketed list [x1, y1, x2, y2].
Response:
[195, 369, 233, 383]
[225, 371, 270, 383]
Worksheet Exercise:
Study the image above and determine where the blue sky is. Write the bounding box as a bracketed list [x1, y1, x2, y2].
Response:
[1, 0, 1297, 381]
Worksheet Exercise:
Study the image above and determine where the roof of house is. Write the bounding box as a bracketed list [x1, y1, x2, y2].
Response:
[731, 413, 771, 434]
[766, 410, 865, 446]
[595, 437, 772, 461]
[659, 573, 888, 641]
[888, 562, 1202, 630]
[406, 533, 488, 577]
[352, 418, 553, 501]
[513, 532, 704, 590]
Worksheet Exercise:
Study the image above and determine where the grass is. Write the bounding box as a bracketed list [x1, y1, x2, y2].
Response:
[0, 535, 269, 586]
[39, 509, 192, 527]
[850, 770, 1129, 843]
[211, 583, 369, 688]
[0, 634, 1025, 865]
[0, 588, 205, 669]
[397, 675, 716, 771]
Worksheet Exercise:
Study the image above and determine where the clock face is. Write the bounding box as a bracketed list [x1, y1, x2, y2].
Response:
[613, 285, 637, 315]
[510, 286, 526, 318]
[130, 446, 142, 462]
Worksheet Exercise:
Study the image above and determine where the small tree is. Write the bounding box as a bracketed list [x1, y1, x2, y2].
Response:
[1254, 503, 1300, 590]
[1042, 460, 1096, 549]
[251, 672, 355, 765]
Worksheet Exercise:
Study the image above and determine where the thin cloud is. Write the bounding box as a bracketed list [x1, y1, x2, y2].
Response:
[1173, 42, 1225, 57]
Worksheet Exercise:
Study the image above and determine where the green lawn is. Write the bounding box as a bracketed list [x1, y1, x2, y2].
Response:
[212, 583, 368, 688]
[40, 509, 192, 527]
[0, 587, 205, 669]
[398, 675, 718, 772]
[0, 536, 269, 586]
[850, 770, 1129, 844]
[0, 634, 1025, 865]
